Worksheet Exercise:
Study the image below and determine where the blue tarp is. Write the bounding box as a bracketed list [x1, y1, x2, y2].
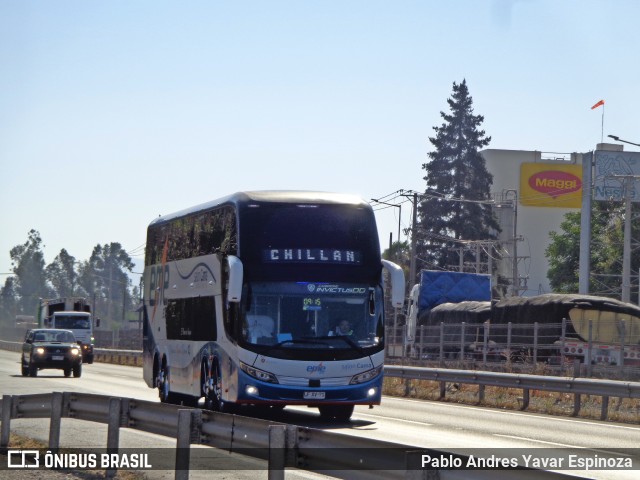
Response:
[418, 270, 491, 314]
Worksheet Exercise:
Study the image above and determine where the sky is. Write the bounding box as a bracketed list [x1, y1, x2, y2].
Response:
[1, 0, 639, 282]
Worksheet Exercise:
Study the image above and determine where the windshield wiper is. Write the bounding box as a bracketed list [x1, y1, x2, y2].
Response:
[314, 335, 365, 355]
[259, 338, 331, 356]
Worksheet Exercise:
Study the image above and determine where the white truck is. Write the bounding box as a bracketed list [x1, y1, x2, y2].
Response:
[38, 297, 95, 363]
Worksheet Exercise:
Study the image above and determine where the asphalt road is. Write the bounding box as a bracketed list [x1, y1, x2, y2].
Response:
[1, 349, 639, 479]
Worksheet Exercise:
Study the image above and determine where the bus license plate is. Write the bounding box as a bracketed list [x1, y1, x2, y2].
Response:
[52, 355, 64, 361]
[303, 391, 325, 399]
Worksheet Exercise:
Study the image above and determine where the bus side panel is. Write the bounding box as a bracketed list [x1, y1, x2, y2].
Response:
[215, 291, 241, 404]
[142, 254, 225, 396]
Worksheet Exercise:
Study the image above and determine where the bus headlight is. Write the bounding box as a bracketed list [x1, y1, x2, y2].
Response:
[70, 348, 80, 356]
[240, 362, 279, 384]
[349, 366, 382, 385]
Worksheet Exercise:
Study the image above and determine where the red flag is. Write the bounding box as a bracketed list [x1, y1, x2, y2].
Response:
[591, 99, 605, 109]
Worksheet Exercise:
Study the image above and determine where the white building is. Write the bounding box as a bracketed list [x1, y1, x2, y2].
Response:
[481, 148, 581, 296]
[481, 144, 625, 297]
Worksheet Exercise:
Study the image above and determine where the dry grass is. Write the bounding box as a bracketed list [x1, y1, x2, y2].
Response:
[3, 433, 148, 480]
[383, 377, 640, 424]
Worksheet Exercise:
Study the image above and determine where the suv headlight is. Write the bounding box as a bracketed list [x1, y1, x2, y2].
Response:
[35, 347, 45, 355]
[349, 366, 382, 385]
[240, 362, 279, 384]
[70, 348, 80, 356]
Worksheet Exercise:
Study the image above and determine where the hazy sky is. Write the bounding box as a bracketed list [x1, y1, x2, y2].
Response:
[1, 0, 638, 280]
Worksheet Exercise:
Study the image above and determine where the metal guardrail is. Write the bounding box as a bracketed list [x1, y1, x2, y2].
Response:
[0, 392, 577, 480]
[3, 339, 640, 419]
[2, 339, 640, 420]
[384, 366, 640, 420]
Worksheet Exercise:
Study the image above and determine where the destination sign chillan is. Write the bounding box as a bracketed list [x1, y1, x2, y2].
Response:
[264, 248, 361, 265]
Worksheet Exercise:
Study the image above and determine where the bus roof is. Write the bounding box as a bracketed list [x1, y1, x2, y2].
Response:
[148, 190, 370, 227]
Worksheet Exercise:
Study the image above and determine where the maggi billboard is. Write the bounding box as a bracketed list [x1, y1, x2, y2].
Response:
[520, 163, 582, 208]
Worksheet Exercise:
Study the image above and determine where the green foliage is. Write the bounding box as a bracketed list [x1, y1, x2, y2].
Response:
[78, 243, 135, 326]
[8, 230, 52, 314]
[0, 276, 18, 322]
[546, 212, 581, 292]
[416, 80, 498, 278]
[546, 202, 640, 301]
[45, 248, 78, 297]
[382, 240, 411, 292]
[2, 232, 137, 325]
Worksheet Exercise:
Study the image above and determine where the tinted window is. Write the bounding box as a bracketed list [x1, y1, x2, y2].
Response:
[146, 206, 237, 266]
[166, 296, 217, 341]
[239, 203, 381, 282]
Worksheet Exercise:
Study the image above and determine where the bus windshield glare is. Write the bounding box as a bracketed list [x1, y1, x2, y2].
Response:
[241, 282, 384, 350]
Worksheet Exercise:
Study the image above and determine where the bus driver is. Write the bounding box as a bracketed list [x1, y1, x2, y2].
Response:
[328, 320, 353, 337]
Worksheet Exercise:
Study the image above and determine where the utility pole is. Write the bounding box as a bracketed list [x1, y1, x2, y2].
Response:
[410, 192, 418, 287]
[504, 190, 520, 296]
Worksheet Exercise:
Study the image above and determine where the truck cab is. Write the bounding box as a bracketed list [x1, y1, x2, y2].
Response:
[39, 298, 95, 364]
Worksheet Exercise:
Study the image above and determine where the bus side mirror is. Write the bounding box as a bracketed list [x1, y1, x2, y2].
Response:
[227, 255, 244, 303]
[381, 259, 405, 309]
[95, 318, 101, 328]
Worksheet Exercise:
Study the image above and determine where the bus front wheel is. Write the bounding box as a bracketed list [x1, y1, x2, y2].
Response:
[318, 405, 354, 421]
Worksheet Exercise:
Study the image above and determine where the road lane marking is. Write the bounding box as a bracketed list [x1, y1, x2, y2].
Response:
[354, 411, 433, 427]
[384, 396, 640, 431]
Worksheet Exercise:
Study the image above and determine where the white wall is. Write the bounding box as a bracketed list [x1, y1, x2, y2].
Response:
[481, 149, 582, 296]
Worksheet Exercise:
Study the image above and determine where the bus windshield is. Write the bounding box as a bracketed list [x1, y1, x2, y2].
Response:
[240, 281, 384, 351]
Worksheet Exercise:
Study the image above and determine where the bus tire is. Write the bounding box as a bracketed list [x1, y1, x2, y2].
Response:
[201, 360, 213, 410]
[318, 405, 354, 421]
[158, 361, 173, 403]
[208, 360, 237, 413]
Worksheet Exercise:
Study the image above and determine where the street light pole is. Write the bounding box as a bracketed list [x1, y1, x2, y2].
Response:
[608, 135, 640, 148]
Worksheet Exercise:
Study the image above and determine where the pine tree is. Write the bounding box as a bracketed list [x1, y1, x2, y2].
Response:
[416, 79, 498, 279]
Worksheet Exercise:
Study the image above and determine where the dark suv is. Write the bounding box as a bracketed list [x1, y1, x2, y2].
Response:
[22, 329, 82, 377]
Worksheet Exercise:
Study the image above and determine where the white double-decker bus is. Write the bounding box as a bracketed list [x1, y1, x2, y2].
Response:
[142, 191, 404, 420]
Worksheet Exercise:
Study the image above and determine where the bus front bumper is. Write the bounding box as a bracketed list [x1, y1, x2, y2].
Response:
[236, 370, 383, 405]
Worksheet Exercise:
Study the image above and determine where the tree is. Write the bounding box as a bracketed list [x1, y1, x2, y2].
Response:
[0, 276, 18, 324]
[383, 240, 411, 271]
[416, 79, 499, 280]
[78, 243, 134, 326]
[9, 230, 52, 314]
[546, 202, 639, 301]
[546, 212, 581, 292]
[46, 249, 79, 297]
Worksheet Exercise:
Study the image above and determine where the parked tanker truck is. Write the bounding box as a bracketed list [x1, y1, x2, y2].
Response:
[38, 297, 95, 363]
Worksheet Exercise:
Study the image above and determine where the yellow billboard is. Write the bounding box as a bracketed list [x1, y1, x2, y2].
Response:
[520, 163, 582, 208]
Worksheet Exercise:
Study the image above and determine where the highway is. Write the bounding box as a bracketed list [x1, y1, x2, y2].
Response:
[1, 349, 639, 479]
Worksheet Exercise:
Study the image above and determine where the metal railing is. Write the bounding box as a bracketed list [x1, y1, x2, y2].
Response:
[384, 366, 640, 421]
[385, 322, 640, 380]
[0, 392, 577, 480]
